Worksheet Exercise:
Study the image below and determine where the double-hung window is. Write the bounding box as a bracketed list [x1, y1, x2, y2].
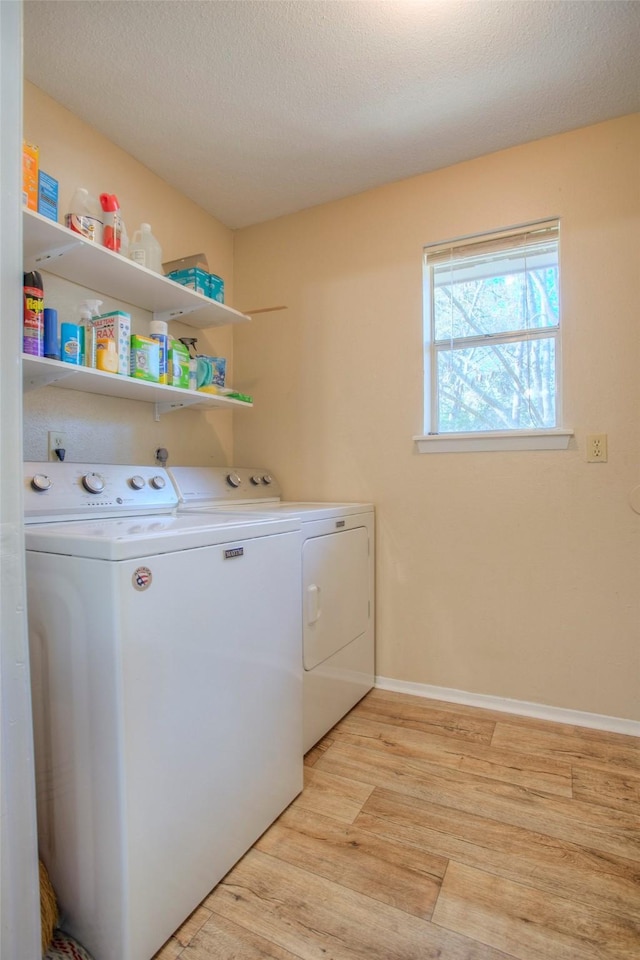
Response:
[418, 219, 571, 452]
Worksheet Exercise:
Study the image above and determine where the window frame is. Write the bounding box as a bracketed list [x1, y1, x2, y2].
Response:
[416, 218, 572, 453]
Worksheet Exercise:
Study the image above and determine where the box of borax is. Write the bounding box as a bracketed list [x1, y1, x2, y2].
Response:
[38, 171, 58, 222]
[91, 311, 131, 375]
[130, 334, 159, 382]
[22, 141, 39, 211]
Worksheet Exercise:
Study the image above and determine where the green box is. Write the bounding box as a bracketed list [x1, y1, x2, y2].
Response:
[130, 334, 159, 382]
[170, 339, 190, 389]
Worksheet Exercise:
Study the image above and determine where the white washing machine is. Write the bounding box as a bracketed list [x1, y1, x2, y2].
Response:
[168, 466, 375, 753]
[23, 461, 303, 960]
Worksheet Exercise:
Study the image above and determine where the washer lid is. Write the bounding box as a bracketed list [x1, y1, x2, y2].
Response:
[179, 501, 374, 522]
[24, 510, 300, 560]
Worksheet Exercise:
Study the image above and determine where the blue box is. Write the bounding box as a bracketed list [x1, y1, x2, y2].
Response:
[208, 273, 225, 303]
[167, 267, 208, 297]
[38, 171, 58, 222]
[196, 355, 226, 389]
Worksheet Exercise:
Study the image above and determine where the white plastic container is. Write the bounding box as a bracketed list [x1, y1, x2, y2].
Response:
[129, 223, 163, 273]
[65, 188, 103, 244]
[120, 219, 129, 259]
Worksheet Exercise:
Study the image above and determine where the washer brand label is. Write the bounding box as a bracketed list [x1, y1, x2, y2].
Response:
[132, 566, 152, 591]
[224, 546, 244, 559]
[335, 520, 346, 528]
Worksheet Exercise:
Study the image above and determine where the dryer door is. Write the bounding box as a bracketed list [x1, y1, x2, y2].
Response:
[303, 526, 370, 670]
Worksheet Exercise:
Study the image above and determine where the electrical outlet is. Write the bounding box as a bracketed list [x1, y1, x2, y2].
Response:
[48, 430, 67, 461]
[587, 433, 608, 462]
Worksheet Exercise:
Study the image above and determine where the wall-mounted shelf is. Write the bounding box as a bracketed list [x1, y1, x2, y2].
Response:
[22, 355, 253, 416]
[23, 209, 250, 329]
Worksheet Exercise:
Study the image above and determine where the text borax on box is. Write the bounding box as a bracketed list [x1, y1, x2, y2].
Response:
[91, 311, 131, 375]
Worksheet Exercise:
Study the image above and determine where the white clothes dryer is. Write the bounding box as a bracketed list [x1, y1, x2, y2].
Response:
[168, 466, 375, 752]
[23, 462, 302, 960]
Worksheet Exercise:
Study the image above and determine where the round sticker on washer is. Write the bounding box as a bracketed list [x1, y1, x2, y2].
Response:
[132, 566, 152, 591]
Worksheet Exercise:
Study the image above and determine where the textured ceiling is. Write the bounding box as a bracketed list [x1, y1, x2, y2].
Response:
[23, 0, 640, 229]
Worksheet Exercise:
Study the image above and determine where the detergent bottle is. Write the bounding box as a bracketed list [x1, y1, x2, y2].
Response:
[65, 188, 103, 244]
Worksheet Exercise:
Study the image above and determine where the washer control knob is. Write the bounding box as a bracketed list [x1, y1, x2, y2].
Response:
[82, 472, 105, 494]
[262, 474, 273, 485]
[129, 475, 146, 490]
[250, 475, 262, 485]
[150, 475, 166, 490]
[31, 473, 52, 492]
[226, 472, 242, 488]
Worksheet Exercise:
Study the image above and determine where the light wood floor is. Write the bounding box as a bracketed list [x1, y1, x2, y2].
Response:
[154, 688, 640, 960]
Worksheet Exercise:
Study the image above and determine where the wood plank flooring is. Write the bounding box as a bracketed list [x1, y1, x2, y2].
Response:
[153, 688, 640, 960]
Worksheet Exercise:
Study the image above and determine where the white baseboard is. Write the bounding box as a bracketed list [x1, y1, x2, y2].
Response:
[374, 676, 640, 737]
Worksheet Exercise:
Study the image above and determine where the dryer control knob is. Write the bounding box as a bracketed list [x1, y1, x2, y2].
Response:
[250, 475, 262, 485]
[226, 472, 242, 488]
[150, 476, 166, 490]
[82, 472, 105, 494]
[262, 474, 273, 485]
[129, 475, 146, 490]
[31, 473, 52, 492]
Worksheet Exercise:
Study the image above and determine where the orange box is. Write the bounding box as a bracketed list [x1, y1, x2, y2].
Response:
[23, 141, 39, 211]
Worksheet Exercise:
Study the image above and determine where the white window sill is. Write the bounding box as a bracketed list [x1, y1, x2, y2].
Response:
[414, 429, 574, 454]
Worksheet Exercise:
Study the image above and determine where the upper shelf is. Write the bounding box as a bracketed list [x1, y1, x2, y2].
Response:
[23, 209, 250, 329]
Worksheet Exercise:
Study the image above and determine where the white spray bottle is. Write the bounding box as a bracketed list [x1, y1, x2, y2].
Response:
[79, 299, 103, 367]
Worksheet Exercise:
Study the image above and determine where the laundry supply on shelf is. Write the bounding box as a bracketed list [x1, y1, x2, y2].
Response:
[196, 355, 226, 390]
[208, 272, 224, 303]
[99, 193, 123, 252]
[78, 299, 104, 367]
[120, 217, 129, 258]
[22, 141, 39, 211]
[149, 319, 169, 384]
[96, 338, 119, 373]
[43, 308, 58, 359]
[38, 171, 58, 222]
[130, 334, 160, 382]
[170, 339, 190, 388]
[163, 252, 224, 302]
[60, 322, 81, 364]
[65, 187, 103, 244]
[129, 222, 163, 273]
[23, 270, 44, 356]
[91, 310, 130, 375]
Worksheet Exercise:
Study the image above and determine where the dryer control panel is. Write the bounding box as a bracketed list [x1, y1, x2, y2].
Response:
[169, 466, 282, 506]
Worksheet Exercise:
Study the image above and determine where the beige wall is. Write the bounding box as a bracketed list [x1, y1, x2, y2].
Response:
[233, 115, 640, 721]
[23, 82, 237, 465]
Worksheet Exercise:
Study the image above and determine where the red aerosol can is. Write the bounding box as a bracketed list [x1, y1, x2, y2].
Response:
[99, 193, 122, 252]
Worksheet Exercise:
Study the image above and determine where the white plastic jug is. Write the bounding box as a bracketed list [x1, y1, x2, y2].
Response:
[129, 223, 163, 273]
